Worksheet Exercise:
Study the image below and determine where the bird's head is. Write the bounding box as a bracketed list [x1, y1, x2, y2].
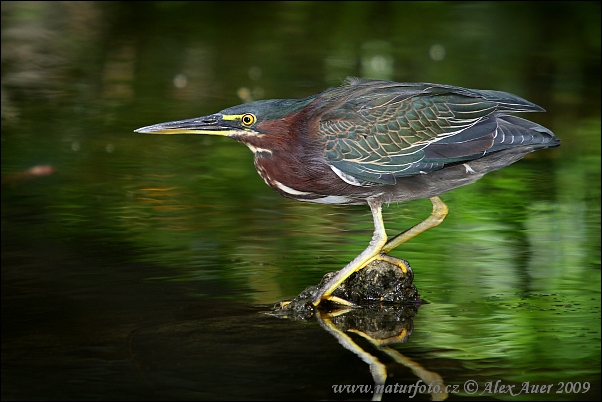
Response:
[135, 97, 316, 146]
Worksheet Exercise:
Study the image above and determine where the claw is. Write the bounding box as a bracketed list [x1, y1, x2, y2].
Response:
[376, 254, 413, 281]
[322, 295, 358, 307]
[275, 300, 291, 309]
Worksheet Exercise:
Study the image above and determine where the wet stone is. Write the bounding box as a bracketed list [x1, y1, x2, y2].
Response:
[273, 259, 420, 320]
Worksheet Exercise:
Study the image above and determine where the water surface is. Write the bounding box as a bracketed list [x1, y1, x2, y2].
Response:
[2, 2, 600, 400]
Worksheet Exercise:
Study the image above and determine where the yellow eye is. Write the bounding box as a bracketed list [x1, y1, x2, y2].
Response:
[241, 113, 256, 126]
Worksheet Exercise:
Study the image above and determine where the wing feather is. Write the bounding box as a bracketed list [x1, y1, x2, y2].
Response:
[317, 80, 549, 185]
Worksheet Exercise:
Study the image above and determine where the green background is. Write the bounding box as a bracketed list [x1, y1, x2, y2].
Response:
[2, 2, 600, 400]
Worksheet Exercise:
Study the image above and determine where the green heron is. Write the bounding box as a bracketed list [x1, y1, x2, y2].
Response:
[135, 78, 559, 307]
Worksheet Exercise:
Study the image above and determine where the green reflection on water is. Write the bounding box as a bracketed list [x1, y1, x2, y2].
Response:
[2, 1, 600, 400]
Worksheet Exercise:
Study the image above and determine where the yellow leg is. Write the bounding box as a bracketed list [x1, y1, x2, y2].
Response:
[313, 198, 387, 306]
[312, 196, 449, 307]
[382, 196, 448, 253]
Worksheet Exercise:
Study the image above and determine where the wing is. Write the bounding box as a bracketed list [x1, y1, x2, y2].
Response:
[318, 80, 549, 186]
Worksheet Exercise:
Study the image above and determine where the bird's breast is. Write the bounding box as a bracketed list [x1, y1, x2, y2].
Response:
[252, 151, 363, 205]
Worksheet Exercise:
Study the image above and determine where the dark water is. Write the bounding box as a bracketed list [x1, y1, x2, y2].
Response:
[2, 2, 600, 400]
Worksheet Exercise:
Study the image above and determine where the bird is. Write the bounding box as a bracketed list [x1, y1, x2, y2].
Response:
[135, 78, 559, 307]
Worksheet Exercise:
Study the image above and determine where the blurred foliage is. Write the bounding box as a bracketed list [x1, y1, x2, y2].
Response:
[1, 1, 600, 398]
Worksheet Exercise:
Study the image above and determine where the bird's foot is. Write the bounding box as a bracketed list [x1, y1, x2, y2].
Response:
[275, 300, 291, 309]
[274, 297, 356, 309]
[272, 257, 417, 319]
[322, 295, 358, 307]
[325, 258, 417, 305]
[374, 254, 413, 281]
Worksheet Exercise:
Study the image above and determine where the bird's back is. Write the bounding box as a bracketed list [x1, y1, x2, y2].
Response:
[312, 79, 559, 189]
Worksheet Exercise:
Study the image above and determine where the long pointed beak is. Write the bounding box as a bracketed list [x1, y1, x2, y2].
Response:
[134, 115, 234, 136]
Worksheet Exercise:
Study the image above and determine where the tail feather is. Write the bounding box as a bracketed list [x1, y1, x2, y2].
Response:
[490, 115, 559, 153]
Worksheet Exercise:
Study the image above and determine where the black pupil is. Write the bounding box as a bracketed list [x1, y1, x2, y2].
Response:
[243, 115, 252, 124]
